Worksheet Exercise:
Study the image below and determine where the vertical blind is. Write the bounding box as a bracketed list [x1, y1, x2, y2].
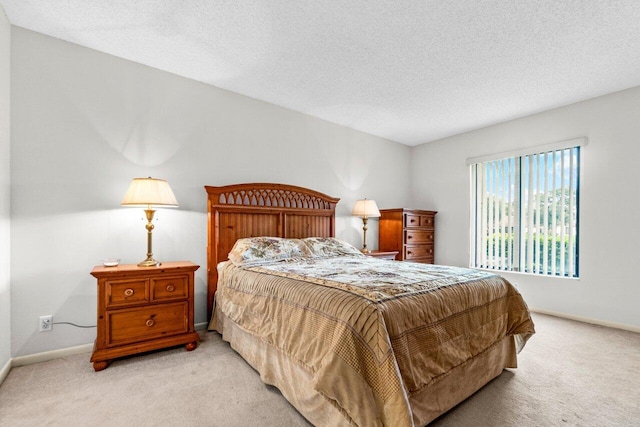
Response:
[471, 146, 580, 277]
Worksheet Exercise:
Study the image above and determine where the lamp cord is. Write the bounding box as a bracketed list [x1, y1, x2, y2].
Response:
[52, 321, 96, 329]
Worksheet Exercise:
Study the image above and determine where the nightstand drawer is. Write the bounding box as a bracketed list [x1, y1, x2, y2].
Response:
[404, 244, 434, 260]
[106, 279, 149, 308]
[366, 251, 399, 260]
[151, 275, 188, 302]
[405, 230, 434, 244]
[406, 257, 434, 264]
[106, 302, 188, 347]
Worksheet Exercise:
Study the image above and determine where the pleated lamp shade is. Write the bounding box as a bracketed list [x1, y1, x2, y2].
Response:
[121, 177, 179, 208]
[351, 198, 380, 218]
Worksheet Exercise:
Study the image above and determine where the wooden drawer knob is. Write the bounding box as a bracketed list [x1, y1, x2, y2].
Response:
[146, 319, 155, 327]
[407, 235, 413, 239]
[124, 288, 134, 297]
[166, 284, 175, 292]
[407, 251, 412, 255]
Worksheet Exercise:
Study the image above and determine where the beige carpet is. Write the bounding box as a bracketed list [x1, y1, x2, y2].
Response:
[0, 313, 638, 426]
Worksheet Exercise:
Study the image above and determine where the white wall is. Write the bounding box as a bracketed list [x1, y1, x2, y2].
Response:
[0, 6, 10, 370]
[10, 27, 411, 357]
[12, 24, 639, 360]
[412, 86, 640, 330]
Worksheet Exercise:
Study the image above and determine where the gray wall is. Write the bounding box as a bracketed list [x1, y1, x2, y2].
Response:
[10, 27, 411, 357]
[0, 6, 10, 371]
[412, 86, 640, 330]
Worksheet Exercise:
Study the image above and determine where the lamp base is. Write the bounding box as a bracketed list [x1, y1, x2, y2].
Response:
[361, 248, 372, 254]
[137, 258, 159, 267]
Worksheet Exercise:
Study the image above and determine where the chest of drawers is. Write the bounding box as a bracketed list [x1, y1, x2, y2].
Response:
[90, 261, 200, 371]
[378, 209, 437, 263]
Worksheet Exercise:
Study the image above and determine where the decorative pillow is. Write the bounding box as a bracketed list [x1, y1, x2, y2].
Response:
[228, 237, 311, 266]
[303, 237, 364, 258]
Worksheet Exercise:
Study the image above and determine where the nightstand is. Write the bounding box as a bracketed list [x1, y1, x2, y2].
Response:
[366, 250, 399, 260]
[90, 261, 200, 371]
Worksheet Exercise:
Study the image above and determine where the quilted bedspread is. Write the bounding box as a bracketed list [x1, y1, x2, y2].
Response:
[211, 256, 535, 426]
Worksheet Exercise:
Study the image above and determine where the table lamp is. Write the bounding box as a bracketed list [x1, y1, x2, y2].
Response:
[351, 198, 380, 253]
[121, 177, 178, 267]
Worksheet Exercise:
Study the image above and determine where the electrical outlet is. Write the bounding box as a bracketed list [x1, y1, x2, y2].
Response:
[39, 315, 52, 332]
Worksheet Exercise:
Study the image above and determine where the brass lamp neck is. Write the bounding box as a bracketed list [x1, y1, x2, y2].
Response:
[361, 216, 371, 253]
[138, 208, 158, 267]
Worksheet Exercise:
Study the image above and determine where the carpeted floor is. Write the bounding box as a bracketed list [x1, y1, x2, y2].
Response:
[0, 313, 638, 426]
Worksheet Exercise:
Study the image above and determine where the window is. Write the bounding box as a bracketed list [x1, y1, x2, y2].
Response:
[470, 141, 581, 278]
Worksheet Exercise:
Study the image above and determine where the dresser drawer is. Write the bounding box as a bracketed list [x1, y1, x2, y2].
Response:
[405, 230, 434, 244]
[419, 215, 434, 228]
[106, 302, 188, 347]
[405, 214, 435, 229]
[105, 279, 149, 308]
[404, 244, 434, 260]
[151, 275, 188, 302]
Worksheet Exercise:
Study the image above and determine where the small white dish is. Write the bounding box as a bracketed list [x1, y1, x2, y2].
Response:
[102, 258, 120, 267]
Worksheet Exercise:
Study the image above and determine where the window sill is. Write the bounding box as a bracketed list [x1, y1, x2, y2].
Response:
[473, 267, 580, 281]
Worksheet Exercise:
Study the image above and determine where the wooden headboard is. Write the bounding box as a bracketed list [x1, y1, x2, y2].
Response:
[205, 183, 340, 316]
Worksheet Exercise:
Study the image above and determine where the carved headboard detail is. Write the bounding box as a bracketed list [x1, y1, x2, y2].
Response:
[216, 187, 336, 210]
[205, 183, 340, 316]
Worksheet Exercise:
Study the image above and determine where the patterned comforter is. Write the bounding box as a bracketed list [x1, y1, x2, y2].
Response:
[211, 256, 535, 426]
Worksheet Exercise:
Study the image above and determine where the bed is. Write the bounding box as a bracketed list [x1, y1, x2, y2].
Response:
[205, 183, 535, 426]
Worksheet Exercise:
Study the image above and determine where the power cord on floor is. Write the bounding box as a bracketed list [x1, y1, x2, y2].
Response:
[52, 321, 96, 328]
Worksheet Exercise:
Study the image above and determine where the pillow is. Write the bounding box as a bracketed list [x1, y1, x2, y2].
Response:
[302, 237, 364, 258]
[228, 237, 311, 266]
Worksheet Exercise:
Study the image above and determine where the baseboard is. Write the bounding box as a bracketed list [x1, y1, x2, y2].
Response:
[0, 357, 11, 387]
[195, 321, 209, 331]
[10, 324, 210, 370]
[531, 308, 640, 333]
[11, 343, 94, 368]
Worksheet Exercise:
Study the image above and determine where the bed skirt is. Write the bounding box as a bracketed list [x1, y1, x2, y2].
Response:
[210, 307, 518, 426]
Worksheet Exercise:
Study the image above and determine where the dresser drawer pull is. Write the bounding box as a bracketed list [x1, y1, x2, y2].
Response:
[146, 316, 156, 327]
[124, 288, 134, 297]
[166, 284, 175, 292]
[407, 235, 413, 239]
[407, 251, 412, 255]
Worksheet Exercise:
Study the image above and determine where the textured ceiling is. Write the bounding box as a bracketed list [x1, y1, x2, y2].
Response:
[2, 1, 640, 146]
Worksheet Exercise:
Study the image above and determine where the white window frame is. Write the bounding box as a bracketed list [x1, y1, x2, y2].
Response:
[468, 137, 586, 278]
